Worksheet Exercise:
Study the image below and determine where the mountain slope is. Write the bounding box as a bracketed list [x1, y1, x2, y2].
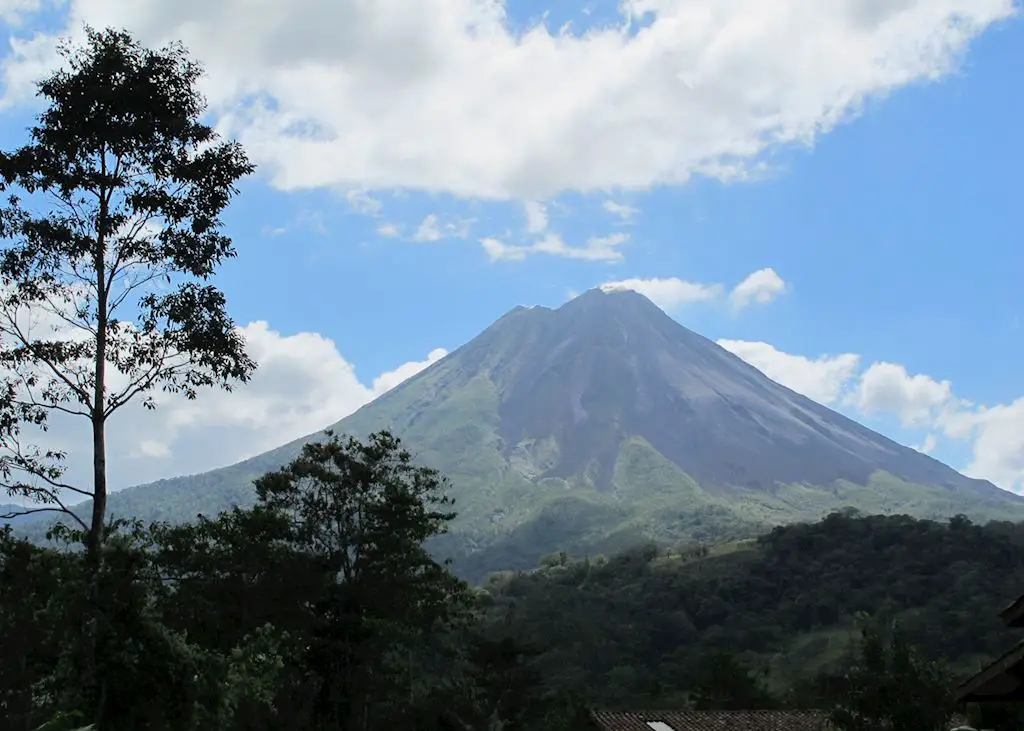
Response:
[27, 289, 1024, 577]
[478, 512, 1024, 704]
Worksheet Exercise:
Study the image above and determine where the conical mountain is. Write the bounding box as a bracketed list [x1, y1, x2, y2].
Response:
[44, 288, 1024, 579]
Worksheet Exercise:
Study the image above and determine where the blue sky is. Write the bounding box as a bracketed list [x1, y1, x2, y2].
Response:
[1, 0, 1022, 494]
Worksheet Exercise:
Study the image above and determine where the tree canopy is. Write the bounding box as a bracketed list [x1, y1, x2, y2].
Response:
[0, 26, 255, 558]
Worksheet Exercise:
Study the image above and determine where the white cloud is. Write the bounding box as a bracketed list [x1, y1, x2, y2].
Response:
[603, 200, 639, 222]
[0, 0, 42, 25]
[1, 0, 1013, 199]
[376, 222, 400, 237]
[944, 399, 1024, 490]
[523, 200, 548, 233]
[371, 347, 448, 395]
[717, 339, 861, 405]
[344, 189, 383, 215]
[601, 269, 790, 310]
[601, 276, 724, 308]
[851, 361, 955, 427]
[481, 237, 526, 262]
[7, 316, 448, 494]
[413, 214, 442, 242]
[410, 213, 474, 242]
[730, 267, 788, 309]
[482, 231, 629, 262]
[718, 339, 1024, 492]
[896, 385, 1024, 492]
[916, 433, 938, 455]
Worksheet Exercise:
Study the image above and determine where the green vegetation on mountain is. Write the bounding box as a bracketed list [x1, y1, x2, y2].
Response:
[4, 430, 1023, 730]
[42, 424, 1024, 583]
[477, 509, 1024, 706]
[21, 289, 1024, 582]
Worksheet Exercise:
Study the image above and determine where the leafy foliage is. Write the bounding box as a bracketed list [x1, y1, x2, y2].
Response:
[476, 511, 1024, 706]
[5, 459, 1024, 729]
[0, 26, 254, 555]
[829, 618, 955, 731]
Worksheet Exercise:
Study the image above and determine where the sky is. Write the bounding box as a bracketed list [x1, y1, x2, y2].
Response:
[0, 0, 1022, 498]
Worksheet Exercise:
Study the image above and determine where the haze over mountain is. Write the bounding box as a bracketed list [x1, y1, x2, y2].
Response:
[21, 289, 1024, 577]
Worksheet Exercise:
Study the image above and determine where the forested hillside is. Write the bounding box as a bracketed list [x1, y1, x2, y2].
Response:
[478, 510, 1024, 706]
[5, 431, 1024, 730]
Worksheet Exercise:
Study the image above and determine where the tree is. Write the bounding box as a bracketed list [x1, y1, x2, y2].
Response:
[688, 651, 778, 710]
[251, 430, 470, 730]
[149, 506, 326, 655]
[829, 619, 954, 731]
[0, 526, 81, 731]
[966, 701, 1024, 731]
[442, 635, 551, 731]
[0, 27, 255, 564]
[148, 507, 326, 731]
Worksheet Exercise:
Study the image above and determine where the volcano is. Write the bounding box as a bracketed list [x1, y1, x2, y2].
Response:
[30, 288, 1024, 578]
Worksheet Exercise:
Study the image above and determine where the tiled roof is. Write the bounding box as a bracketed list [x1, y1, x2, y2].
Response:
[999, 592, 1024, 627]
[588, 709, 969, 731]
[589, 710, 828, 731]
[955, 640, 1024, 702]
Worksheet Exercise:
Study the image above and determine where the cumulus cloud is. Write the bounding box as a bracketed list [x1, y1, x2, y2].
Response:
[344, 189, 383, 215]
[600, 269, 788, 310]
[730, 267, 788, 309]
[523, 201, 548, 233]
[371, 347, 449, 395]
[717, 339, 861, 405]
[603, 200, 639, 222]
[405, 214, 474, 243]
[947, 399, 1024, 490]
[413, 214, 443, 242]
[482, 232, 629, 262]
[0, 0, 1013, 199]
[0, 0, 42, 25]
[601, 277, 724, 308]
[916, 434, 938, 455]
[719, 339, 1024, 493]
[850, 361, 956, 427]
[8, 317, 448, 495]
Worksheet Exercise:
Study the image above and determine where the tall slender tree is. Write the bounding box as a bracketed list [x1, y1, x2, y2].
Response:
[0, 27, 256, 564]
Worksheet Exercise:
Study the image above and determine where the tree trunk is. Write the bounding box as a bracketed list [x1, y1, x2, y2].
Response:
[82, 408, 107, 727]
[88, 170, 110, 565]
[87, 408, 107, 561]
[83, 181, 110, 728]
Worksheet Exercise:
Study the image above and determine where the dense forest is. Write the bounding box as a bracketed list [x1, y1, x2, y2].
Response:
[5, 429, 1024, 730]
[482, 510, 1024, 705]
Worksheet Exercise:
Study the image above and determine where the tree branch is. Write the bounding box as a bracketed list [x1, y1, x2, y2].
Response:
[4, 463, 93, 499]
[103, 341, 183, 416]
[0, 307, 92, 407]
[0, 504, 89, 533]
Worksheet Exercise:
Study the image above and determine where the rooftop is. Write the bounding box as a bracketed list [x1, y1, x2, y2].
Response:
[588, 710, 828, 731]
